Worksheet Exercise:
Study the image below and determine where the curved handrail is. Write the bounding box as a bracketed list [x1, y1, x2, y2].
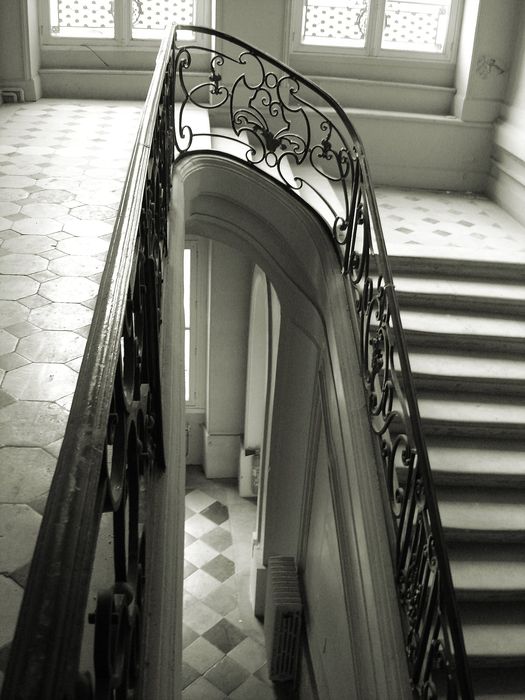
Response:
[1, 25, 176, 700]
[173, 24, 473, 698]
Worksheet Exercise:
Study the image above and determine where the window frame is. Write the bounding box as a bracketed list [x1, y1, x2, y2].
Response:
[184, 237, 208, 410]
[289, 0, 463, 66]
[39, 0, 212, 48]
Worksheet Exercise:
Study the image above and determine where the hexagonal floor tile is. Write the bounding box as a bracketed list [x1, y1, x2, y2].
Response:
[39, 277, 99, 304]
[29, 302, 93, 331]
[0, 276, 39, 301]
[0, 202, 20, 217]
[17, 330, 86, 363]
[48, 255, 104, 277]
[0, 254, 48, 275]
[0, 446, 56, 503]
[57, 237, 109, 257]
[62, 220, 113, 238]
[2, 235, 55, 255]
[0, 329, 16, 356]
[0, 576, 23, 647]
[2, 363, 78, 401]
[70, 204, 116, 220]
[0, 188, 29, 202]
[0, 176, 36, 189]
[0, 300, 29, 328]
[21, 203, 69, 220]
[28, 189, 73, 204]
[0, 400, 69, 447]
[0, 504, 41, 573]
[12, 218, 62, 236]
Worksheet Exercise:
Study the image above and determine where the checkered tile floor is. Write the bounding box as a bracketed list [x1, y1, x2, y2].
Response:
[183, 466, 277, 699]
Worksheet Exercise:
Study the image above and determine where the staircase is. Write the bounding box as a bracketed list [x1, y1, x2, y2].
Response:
[391, 252, 525, 698]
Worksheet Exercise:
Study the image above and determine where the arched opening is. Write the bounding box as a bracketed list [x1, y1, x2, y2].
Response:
[161, 153, 410, 698]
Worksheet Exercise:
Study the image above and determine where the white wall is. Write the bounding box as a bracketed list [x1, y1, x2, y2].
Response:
[203, 239, 252, 477]
[488, 3, 525, 226]
[0, 0, 41, 100]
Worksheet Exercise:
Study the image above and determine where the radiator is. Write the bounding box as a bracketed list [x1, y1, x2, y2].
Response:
[264, 556, 303, 683]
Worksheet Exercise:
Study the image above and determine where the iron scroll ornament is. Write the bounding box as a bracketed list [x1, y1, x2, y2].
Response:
[173, 25, 473, 699]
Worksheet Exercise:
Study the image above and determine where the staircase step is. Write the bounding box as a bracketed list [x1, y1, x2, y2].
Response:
[395, 275, 525, 317]
[470, 667, 525, 699]
[425, 438, 525, 487]
[392, 394, 525, 439]
[400, 310, 525, 354]
[438, 487, 525, 542]
[461, 603, 525, 667]
[408, 351, 525, 397]
[385, 253, 525, 284]
[449, 543, 525, 601]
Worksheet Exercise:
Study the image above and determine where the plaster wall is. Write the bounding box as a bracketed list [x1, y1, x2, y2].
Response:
[203, 239, 252, 477]
[488, 3, 525, 226]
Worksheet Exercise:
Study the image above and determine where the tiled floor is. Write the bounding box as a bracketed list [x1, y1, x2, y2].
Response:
[2, 98, 525, 696]
[376, 186, 525, 261]
[0, 98, 143, 687]
[183, 466, 277, 699]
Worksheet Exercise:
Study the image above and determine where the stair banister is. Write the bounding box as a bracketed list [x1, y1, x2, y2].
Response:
[1, 25, 176, 700]
[173, 24, 474, 698]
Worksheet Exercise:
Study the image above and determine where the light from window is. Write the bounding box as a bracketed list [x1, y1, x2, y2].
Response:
[48, 0, 196, 40]
[184, 247, 191, 403]
[381, 0, 452, 53]
[50, 0, 114, 38]
[300, 0, 453, 54]
[132, 0, 195, 39]
[302, 0, 369, 48]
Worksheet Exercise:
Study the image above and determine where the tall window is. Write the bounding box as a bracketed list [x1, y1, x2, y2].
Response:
[183, 239, 207, 408]
[43, 0, 209, 42]
[293, 0, 459, 57]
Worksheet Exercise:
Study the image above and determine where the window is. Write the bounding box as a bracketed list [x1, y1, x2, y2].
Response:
[42, 0, 210, 43]
[184, 239, 207, 408]
[292, 0, 460, 58]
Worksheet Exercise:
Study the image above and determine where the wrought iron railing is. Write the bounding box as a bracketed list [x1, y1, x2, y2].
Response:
[1, 26, 176, 700]
[173, 25, 473, 698]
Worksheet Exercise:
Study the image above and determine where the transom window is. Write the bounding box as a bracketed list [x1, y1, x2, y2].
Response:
[294, 0, 459, 57]
[43, 0, 208, 42]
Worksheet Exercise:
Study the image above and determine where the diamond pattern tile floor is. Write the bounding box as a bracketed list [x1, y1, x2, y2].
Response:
[183, 466, 278, 698]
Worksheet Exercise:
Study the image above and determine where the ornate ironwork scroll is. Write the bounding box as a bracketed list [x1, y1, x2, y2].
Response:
[1, 26, 176, 700]
[172, 25, 473, 698]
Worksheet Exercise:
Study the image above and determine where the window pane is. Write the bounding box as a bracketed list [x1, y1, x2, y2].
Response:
[184, 248, 191, 330]
[302, 0, 370, 47]
[49, 0, 114, 38]
[381, 0, 452, 53]
[185, 329, 190, 402]
[132, 0, 195, 40]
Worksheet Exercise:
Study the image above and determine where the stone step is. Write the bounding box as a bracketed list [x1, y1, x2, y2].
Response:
[385, 253, 525, 284]
[408, 351, 525, 397]
[470, 667, 525, 699]
[394, 275, 525, 317]
[461, 603, 525, 668]
[400, 310, 525, 355]
[449, 543, 525, 601]
[425, 437, 525, 487]
[438, 487, 525, 543]
[392, 393, 525, 440]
